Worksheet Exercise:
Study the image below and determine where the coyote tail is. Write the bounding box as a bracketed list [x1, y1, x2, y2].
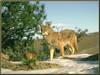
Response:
[74, 33, 78, 52]
[70, 33, 78, 52]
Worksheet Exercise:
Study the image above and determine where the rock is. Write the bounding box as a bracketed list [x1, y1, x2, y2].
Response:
[80, 54, 98, 61]
[1, 52, 9, 61]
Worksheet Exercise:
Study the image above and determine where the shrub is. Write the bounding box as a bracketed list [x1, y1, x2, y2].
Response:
[22, 51, 37, 68]
[2, 0, 46, 61]
[37, 39, 49, 61]
[76, 28, 88, 42]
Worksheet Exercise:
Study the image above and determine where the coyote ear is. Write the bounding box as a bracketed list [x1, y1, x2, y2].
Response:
[52, 26, 55, 28]
[47, 24, 51, 27]
[45, 21, 52, 27]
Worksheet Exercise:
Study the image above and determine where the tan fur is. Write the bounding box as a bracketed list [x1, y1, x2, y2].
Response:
[41, 24, 78, 60]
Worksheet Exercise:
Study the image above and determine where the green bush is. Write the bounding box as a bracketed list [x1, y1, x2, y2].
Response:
[21, 55, 37, 68]
[37, 39, 49, 61]
[2, 46, 24, 61]
[37, 50, 49, 61]
[76, 28, 88, 42]
[2, 1, 46, 62]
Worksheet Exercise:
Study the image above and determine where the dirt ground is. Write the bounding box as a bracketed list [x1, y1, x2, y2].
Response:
[1, 54, 99, 74]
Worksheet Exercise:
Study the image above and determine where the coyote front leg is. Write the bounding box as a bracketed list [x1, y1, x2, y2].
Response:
[50, 48, 55, 60]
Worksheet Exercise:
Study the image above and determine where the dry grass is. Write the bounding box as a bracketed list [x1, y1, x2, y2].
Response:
[77, 32, 99, 54]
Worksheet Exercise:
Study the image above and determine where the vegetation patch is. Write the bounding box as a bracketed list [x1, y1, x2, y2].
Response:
[1, 52, 61, 71]
[1, 59, 61, 71]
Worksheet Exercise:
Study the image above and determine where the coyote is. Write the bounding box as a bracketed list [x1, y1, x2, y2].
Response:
[41, 24, 78, 60]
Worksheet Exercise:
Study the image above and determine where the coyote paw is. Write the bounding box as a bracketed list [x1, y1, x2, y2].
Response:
[58, 56, 64, 59]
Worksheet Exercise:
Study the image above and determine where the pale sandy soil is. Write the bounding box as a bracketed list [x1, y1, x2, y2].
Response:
[1, 54, 99, 74]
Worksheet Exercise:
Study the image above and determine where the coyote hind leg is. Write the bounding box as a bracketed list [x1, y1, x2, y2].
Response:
[68, 44, 75, 55]
[60, 45, 65, 58]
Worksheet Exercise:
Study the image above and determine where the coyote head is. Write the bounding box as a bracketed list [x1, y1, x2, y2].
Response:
[41, 24, 53, 36]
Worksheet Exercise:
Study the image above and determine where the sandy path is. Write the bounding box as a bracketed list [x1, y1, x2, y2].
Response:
[1, 54, 99, 74]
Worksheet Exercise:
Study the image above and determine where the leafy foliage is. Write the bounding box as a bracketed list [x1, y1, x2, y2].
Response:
[22, 56, 37, 68]
[1, 1, 46, 61]
[37, 39, 49, 61]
